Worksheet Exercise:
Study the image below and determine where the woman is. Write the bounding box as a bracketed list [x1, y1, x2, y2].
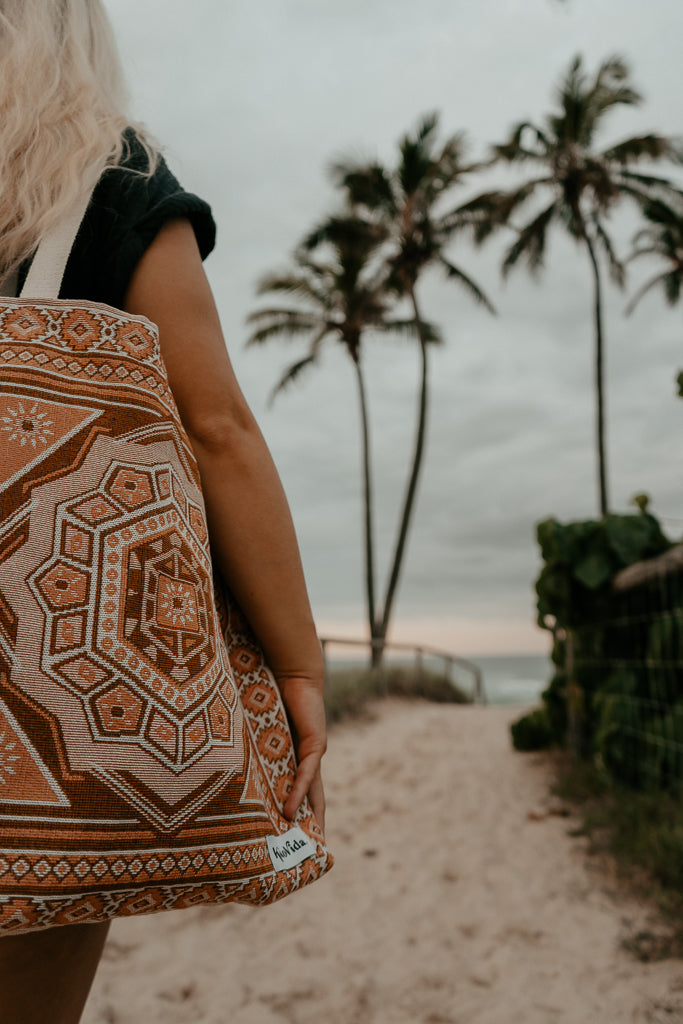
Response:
[0, 2, 327, 1022]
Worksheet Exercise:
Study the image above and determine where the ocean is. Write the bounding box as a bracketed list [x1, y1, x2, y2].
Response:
[467, 654, 552, 706]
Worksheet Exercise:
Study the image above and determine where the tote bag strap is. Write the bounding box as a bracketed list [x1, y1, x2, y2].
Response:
[20, 163, 105, 300]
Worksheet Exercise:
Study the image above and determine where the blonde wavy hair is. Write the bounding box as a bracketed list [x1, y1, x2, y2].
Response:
[0, 0, 158, 279]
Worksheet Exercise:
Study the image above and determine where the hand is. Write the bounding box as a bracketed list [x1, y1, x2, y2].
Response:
[276, 673, 327, 834]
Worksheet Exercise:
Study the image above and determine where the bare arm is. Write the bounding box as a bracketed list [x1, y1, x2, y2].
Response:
[124, 218, 326, 828]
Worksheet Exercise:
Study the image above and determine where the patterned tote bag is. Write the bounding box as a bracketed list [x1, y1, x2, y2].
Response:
[0, 183, 332, 935]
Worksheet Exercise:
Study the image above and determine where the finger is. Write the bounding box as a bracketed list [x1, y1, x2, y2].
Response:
[283, 751, 320, 821]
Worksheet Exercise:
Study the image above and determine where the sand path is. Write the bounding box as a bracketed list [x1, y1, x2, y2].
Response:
[82, 701, 683, 1024]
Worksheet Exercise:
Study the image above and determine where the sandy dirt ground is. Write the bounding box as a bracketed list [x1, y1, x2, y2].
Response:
[82, 701, 683, 1024]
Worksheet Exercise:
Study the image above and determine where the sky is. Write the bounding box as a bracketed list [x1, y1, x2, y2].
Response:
[105, 0, 683, 656]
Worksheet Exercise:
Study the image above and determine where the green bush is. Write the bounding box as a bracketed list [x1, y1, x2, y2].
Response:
[593, 670, 640, 786]
[510, 707, 553, 751]
[640, 706, 683, 793]
[531, 512, 682, 792]
[536, 513, 670, 632]
[541, 669, 568, 744]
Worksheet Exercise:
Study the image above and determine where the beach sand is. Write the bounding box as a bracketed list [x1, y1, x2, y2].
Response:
[82, 701, 683, 1024]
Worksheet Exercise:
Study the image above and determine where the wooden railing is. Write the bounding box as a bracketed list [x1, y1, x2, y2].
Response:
[318, 636, 486, 704]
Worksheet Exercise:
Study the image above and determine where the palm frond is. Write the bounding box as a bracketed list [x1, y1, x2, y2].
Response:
[550, 55, 640, 149]
[503, 201, 557, 278]
[552, 54, 589, 143]
[492, 120, 551, 162]
[395, 113, 448, 199]
[626, 200, 683, 281]
[439, 257, 496, 313]
[592, 54, 630, 88]
[254, 271, 330, 307]
[329, 160, 396, 215]
[301, 214, 387, 255]
[584, 55, 641, 135]
[419, 132, 469, 203]
[245, 322, 323, 347]
[414, 111, 440, 146]
[626, 242, 661, 263]
[398, 141, 433, 198]
[558, 53, 584, 97]
[625, 271, 672, 314]
[246, 306, 319, 324]
[450, 189, 505, 235]
[246, 303, 319, 319]
[665, 270, 681, 305]
[268, 355, 320, 405]
[638, 196, 683, 228]
[589, 79, 641, 119]
[616, 182, 683, 229]
[602, 134, 677, 165]
[616, 170, 683, 196]
[245, 313, 323, 347]
[486, 178, 552, 227]
[453, 178, 553, 243]
[376, 318, 443, 344]
[267, 323, 333, 402]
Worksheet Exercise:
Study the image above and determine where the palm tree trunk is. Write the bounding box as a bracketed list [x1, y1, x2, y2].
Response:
[375, 284, 430, 666]
[351, 353, 377, 664]
[584, 231, 609, 517]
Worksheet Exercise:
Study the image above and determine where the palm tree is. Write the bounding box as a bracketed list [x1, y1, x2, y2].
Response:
[246, 218, 440, 650]
[325, 113, 495, 665]
[460, 55, 683, 516]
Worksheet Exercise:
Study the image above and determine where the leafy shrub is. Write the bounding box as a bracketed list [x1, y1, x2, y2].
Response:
[528, 511, 682, 793]
[536, 513, 670, 632]
[510, 707, 553, 751]
[541, 669, 568, 743]
[593, 670, 640, 786]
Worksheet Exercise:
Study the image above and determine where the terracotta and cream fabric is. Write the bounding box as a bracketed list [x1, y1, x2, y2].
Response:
[0, 192, 331, 935]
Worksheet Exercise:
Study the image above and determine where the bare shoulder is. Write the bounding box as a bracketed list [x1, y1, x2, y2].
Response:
[124, 219, 253, 441]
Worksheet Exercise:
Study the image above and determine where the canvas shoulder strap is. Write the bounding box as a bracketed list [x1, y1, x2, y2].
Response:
[19, 164, 105, 301]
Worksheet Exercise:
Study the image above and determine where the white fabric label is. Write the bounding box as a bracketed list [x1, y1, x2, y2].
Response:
[267, 826, 316, 871]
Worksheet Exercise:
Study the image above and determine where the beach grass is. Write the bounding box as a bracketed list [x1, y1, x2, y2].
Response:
[553, 758, 683, 959]
[324, 663, 470, 725]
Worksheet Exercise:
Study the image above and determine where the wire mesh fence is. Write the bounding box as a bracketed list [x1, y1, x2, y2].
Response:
[565, 549, 683, 792]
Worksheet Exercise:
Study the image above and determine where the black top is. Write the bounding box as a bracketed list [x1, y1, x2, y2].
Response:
[20, 130, 216, 310]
